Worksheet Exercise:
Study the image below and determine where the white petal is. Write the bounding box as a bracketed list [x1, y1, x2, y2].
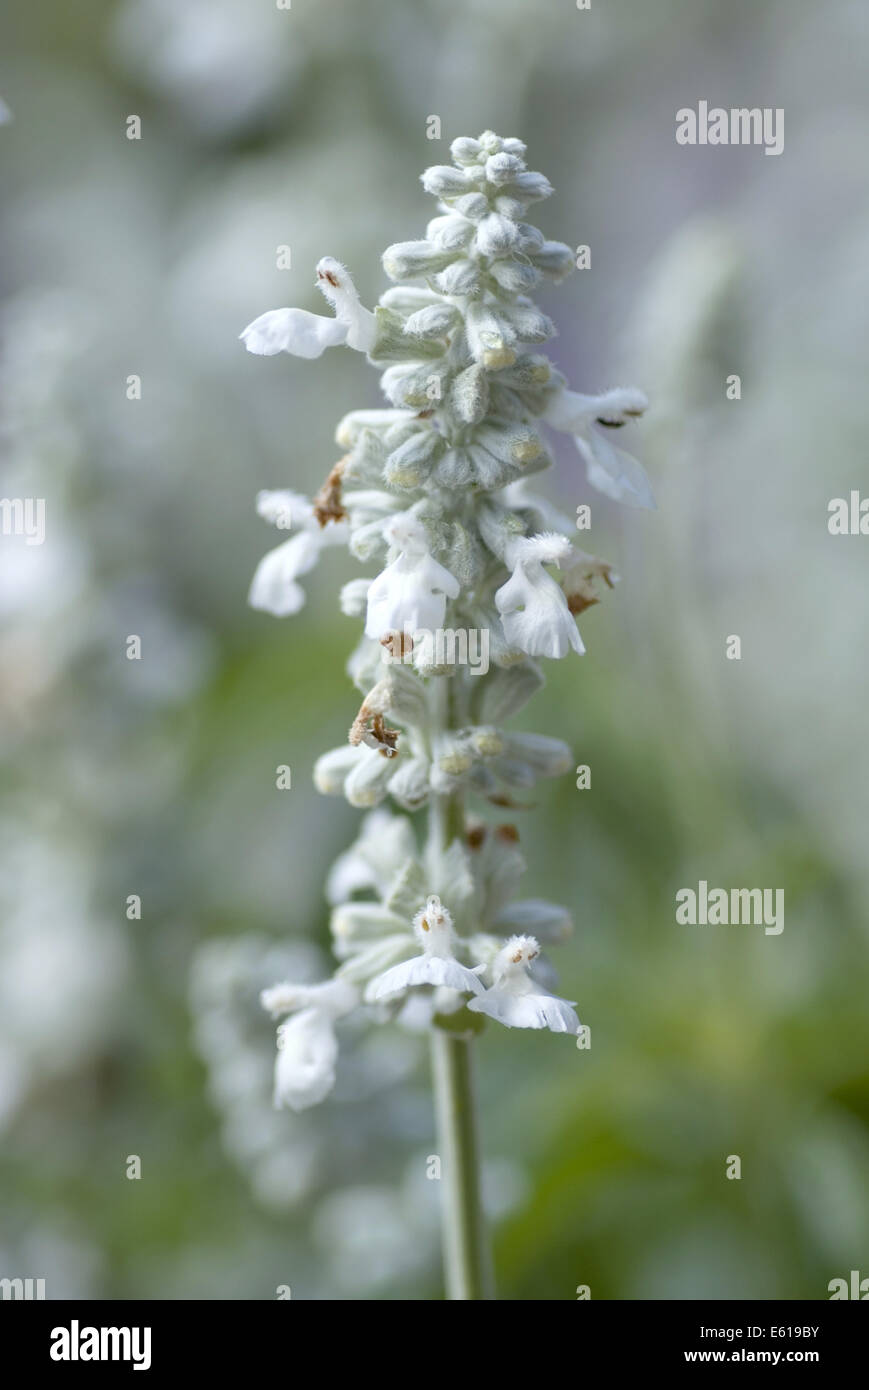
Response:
[365, 953, 483, 1003]
[468, 988, 580, 1033]
[248, 533, 321, 616]
[364, 553, 459, 640]
[544, 386, 647, 433]
[314, 258, 376, 353]
[577, 431, 656, 510]
[343, 306, 377, 352]
[274, 1009, 339, 1111]
[495, 567, 584, 660]
[240, 307, 348, 358]
[262, 977, 357, 1019]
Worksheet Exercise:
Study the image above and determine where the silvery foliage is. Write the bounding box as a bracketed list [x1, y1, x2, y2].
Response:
[239, 133, 652, 1110]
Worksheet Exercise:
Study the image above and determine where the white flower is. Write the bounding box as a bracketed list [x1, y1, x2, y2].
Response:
[326, 809, 417, 904]
[365, 896, 484, 1003]
[494, 533, 585, 660]
[249, 490, 347, 617]
[364, 514, 460, 642]
[240, 257, 376, 358]
[468, 935, 580, 1033]
[544, 386, 655, 510]
[261, 977, 358, 1113]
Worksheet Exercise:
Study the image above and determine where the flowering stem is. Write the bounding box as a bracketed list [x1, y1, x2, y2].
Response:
[430, 1028, 493, 1300]
[427, 670, 493, 1299]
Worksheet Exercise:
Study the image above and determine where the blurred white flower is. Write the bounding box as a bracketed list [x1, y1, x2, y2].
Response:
[544, 385, 655, 509]
[112, 0, 302, 135]
[262, 978, 359, 1112]
[249, 491, 348, 616]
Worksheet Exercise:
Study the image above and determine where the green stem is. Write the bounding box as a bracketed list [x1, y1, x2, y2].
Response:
[430, 1028, 494, 1300]
[426, 671, 493, 1299]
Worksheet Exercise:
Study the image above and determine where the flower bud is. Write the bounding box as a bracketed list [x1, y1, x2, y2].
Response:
[378, 664, 428, 726]
[475, 423, 546, 467]
[503, 302, 555, 344]
[449, 363, 489, 425]
[313, 744, 363, 796]
[514, 222, 545, 253]
[383, 428, 442, 488]
[451, 192, 490, 221]
[344, 745, 395, 807]
[380, 286, 442, 314]
[388, 756, 431, 810]
[490, 756, 535, 788]
[503, 732, 573, 776]
[475, 500, 526, 559]
[380, 361, 451, 408]
[528, 240, 575, 280]
[382, 239, 455, 281]
[498, 354, 553, 388]
[369, 306, 446, 364]
[450, 136, 482, 165]
[485, 152, 525, 185]
[489, 260, 542, 293]
[491, 899, 573, 944]
[470, 660, 544, 724]
[465, 303, 517, 369]
[403, 302, 461, 339]
[492, 195, 528, 221]
[474, 211, 520, 257]
[467, 726, 505, 758]
[426, 214, 475, 251]
[340, 577, 371, 617]
[436, 259, 482, 296]
[505, 170, 553, 202]
[433, 448, 474, 488]
[420, 165, 474, 198]
[335, 408, 412, 449]
[331, 902, 409, 949]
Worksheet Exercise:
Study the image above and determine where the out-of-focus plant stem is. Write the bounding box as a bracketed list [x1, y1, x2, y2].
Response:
[427, 672, 493, 1300]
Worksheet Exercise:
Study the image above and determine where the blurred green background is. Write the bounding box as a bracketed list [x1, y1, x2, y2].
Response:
[2, 0, 868, 1300]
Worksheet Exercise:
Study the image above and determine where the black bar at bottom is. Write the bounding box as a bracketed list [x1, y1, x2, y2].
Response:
[0, 1298, 865, 1374]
